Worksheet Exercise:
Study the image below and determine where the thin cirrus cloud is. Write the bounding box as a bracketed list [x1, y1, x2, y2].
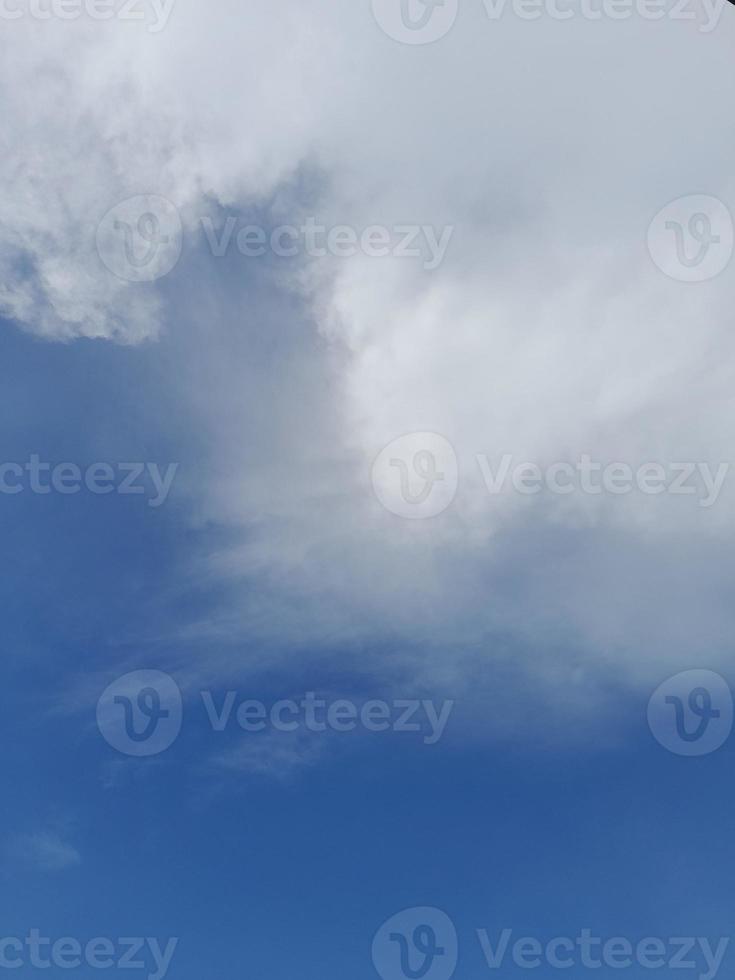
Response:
[7, 831, 82, 874]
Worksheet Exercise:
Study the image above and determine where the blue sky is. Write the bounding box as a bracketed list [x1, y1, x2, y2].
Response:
[2, 2, 735, 979]
[2, 310, 735, 980]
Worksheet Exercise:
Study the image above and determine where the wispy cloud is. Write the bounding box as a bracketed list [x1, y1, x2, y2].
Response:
[212, 729, 329, 781]
[7, 831, 81, 873]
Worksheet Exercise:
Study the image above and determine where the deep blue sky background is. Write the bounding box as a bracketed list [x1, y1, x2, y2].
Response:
[2, 314, 735, 980]
[2, 2, 735, 978]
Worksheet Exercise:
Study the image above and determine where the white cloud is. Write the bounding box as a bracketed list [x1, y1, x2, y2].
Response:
[5, 1, 735, 721]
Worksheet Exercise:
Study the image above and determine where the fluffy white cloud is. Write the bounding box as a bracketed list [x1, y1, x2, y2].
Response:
[4, 0, 735, 713]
